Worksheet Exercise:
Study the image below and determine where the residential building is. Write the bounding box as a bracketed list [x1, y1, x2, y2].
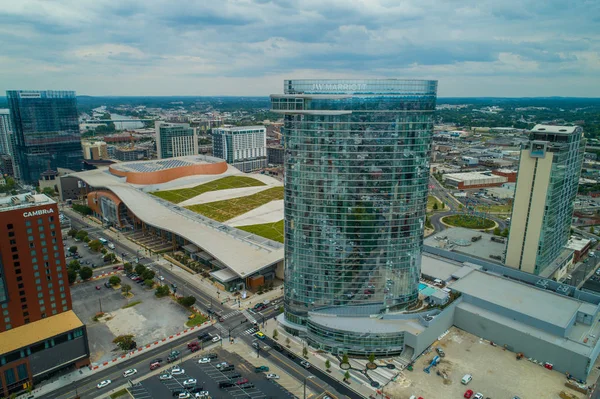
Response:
[0, 194, 89, 396]
[506, 125, 585, 275]
[6, 91, 83, 183]
[212, 126, 267, 172]
[271, 79, 437, 354]
[267, 146, 284, 165]
[82, 141, 108, 160]
[0, 109, 13, 156]
[155, 122, 198, 159]
[113, 147, 148, 162]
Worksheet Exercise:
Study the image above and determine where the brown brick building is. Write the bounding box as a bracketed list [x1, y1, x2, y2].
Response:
[0, 194, 89, 397]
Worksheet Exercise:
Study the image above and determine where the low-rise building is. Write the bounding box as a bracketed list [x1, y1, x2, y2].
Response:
[566, 236, 593, 263]
[443, 171, 507, 189]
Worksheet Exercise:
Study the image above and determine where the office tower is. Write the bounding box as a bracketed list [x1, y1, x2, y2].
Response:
[0, 194, 89, 396]
[271, 79, 437, 329]
[0, 109, 13, 155]
[6, 91, 83, 183]
[212, 126, 267, 172]
[506, 125, 585, 276]
[155, 121, 198, 159]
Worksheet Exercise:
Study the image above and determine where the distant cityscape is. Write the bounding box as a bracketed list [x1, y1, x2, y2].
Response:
[1, 86, 600, 399]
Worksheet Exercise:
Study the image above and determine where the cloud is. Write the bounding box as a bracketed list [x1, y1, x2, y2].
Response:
[0, 0, 598, 96]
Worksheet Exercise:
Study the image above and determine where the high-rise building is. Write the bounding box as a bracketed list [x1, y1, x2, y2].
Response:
[0, 109, 13, 156]
[0, 194, 89, 396]
[212, 126, 267, 172]
[506, 125, 585, 276]
[155, 122, 198, 159]
[6, 91, 83, 183]
[82, 141, 108, 160]
[271, 79, 437, 335]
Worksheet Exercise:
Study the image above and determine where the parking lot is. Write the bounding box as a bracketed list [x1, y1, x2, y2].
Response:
[71, 277, 189, 364]
[386, 327, 579, 399]
[63, 234, 110, 270]
[133, 348, 294, 399]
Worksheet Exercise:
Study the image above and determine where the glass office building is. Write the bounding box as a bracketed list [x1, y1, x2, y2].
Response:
[6, 91, 83, 183]
[272, 79, 437, 328]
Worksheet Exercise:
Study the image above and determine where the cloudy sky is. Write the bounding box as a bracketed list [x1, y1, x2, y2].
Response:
[1, 0, 599, 97]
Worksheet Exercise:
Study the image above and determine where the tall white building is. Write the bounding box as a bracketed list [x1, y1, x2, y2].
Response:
[212, 126, 267, 172]
[0, 109, 13, 156]
[155, 122, 198, 159]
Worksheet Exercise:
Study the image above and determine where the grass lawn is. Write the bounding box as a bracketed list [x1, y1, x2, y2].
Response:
[150, 176, 266, 204]
[427, 195, 444, 212]
[186, 314, 208, 327]
[475, 203, 513, 214]
[186, 186, 284, 222]
[238, 220, 284, 242]
[110, 389, 129, 398]
[442, 214, 495, 229]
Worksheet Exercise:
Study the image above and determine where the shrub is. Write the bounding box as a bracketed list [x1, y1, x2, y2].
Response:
[178, 296, 197, 307]
[113, 335, 136, 351]
[155, 285, 170, 297]
[121, 284, 132, 296]
[144, 279, 154, 288]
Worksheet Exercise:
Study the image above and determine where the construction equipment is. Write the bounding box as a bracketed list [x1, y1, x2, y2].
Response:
[423, 355, 440, 374]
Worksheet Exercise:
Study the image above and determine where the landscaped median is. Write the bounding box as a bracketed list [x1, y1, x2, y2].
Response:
[441, 214, 496, 230]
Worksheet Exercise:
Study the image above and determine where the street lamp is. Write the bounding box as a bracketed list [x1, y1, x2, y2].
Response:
[303, 375, 315, 399]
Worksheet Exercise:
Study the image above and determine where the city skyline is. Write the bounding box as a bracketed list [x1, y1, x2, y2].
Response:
[1, 1, 599, 97]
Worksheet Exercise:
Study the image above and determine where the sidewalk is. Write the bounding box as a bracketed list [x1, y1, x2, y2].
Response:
[259, 318, 382, 399]
[64, 208, 284, 310]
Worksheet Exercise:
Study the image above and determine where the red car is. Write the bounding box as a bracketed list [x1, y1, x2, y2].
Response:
[235, 378, 249, 385]
[364, 289, 374, 295]
[464, 389, 474, 398]
[95, 286, 101, 290]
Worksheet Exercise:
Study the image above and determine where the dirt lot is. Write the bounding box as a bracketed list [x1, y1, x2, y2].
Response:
[70, 276, 189, 365]
[386, 327, 584, 399]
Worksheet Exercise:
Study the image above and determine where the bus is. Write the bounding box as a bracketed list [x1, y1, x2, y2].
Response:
[98, 238, 108, 244]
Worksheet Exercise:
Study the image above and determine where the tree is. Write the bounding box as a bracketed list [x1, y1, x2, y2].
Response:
[67, 269, 77, 284]
[459, 204, 463, 210]
[178, 296, 197, 307]
[121, 284, 132, 296]
[72, 204, 92, 215]
[79, 267, 93, 281]
[141, 270, 155, 281]
[441, 202, 445, 209]
[302, 346, 308, 358]
[285, 337, 291, 347]
[68, 228, 78, 237]
[432, 202, 439, 211]
[135, 264, 147, 276]
[88, 239, 102, 252]
[325, 359, 331, 371]
[591, 226, 596, 235]
[113, 334, 136, 351]
[342, 354, 349, 364]
[41, 187, 55, 197]
[155, 285, 170, 297]
[101, 247, 107, 254]
[493, 227, 501, 236]
[104, 253, 116, 263]
[69, 245, 78, 254]
[109, 276, 121, 286]
[144, 279, 154, 288]
[344, 370, 350, 381]
[124, 262, 133, 273]
[501, 227, 509, 237]
[368, 353, 376, 364]
[75, 230, 88, 241]
[68, 260, 81, 271]
[272, 329, 279, 340]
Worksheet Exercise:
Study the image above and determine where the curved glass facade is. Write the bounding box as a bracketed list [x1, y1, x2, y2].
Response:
[272, 79, 437, 326]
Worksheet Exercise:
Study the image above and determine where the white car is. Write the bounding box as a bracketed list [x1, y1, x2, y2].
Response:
[171, 366, 185, 375]
[159, 373, 172, 380]
[301, 360, 311, 369]
[266, 373, 279, 379]
[183, 378, 197, 386]
[198, 357, 211, 364]
[123, 368, 137, 378]
[178, 393, 191, 399]
[159, 275, 165, 281]
[96, 380, 111, 389]
[212, 335, 221, 342]
[194, 392, 210, 398]
[474, 394, 484, 399]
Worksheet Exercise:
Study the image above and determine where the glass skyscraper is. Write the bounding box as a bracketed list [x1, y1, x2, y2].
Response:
[7, 90, 83, 183]
[272, 79, 437, 329]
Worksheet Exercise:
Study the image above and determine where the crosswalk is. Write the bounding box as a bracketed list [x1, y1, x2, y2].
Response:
[220, 310, 240, 320]
[241, 309, 258, 324]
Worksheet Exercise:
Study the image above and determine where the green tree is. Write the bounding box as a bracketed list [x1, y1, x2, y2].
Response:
[155, 285, 170, 297]
[144, 279, 154, 288]
[272, 329, 279, 340]
[302, 346, 308, 358]
[141, 270, 155, 281]
[325, 359, 331, 371]
[591, 226, 596, 235]
[67, 269, 77, 284]
[178, 296, 197, 307]
[459, 204, 463, 210]
[79, 267, 93, 281]
[441, 202, 445, 209]
[88, 239, 102, 252]
[368, 353, 376, 364]
[344, 370, 350, 381]
[68, 260, 81, 271]
[124, 262, 133, 273]
[342, 354, 349, 364]
[135, 264, 147, 276]
[493, 227, 501, 236]
[41, 187, 55, 196]
[72, 204, 92, 215]
[285, 337, 291, 347]
[501, 228, 509, 237]
[113, 334, 136, 351]
[75, 230, 88, 241]
[104, 253, 116, 263]
[109, 276, 121, 286]
[68, 228, 78, 237]
[101, 247, 107, 254]
[121, 284, 132, 296]
[432, 202, 438, 211]
[69, 245, 78, 253]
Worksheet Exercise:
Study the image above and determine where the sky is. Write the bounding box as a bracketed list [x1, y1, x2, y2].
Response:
[1, 0, 599, 97]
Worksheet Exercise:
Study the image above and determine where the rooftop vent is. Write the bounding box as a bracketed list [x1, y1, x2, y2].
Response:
[537, 128, 546, 131]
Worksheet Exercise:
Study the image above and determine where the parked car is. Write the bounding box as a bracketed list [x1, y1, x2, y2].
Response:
[198, 357, 211, 364]
[159, 373, 172, 380]
[206, 352, 218, 359]
[266, 373, 279, 379]
[178, 393, 191, 399]
[473, 394, 484, 399]
[436, 347, 445, 357]
[171, 366, 185, 375]
[461, 374, 472, 385]
[183, 378, 197, 387]
[235, 378, 249, 385]
[464, 390, 474, 399]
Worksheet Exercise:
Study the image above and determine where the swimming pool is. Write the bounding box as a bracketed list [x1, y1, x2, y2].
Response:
[418, 283, 427, 291]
